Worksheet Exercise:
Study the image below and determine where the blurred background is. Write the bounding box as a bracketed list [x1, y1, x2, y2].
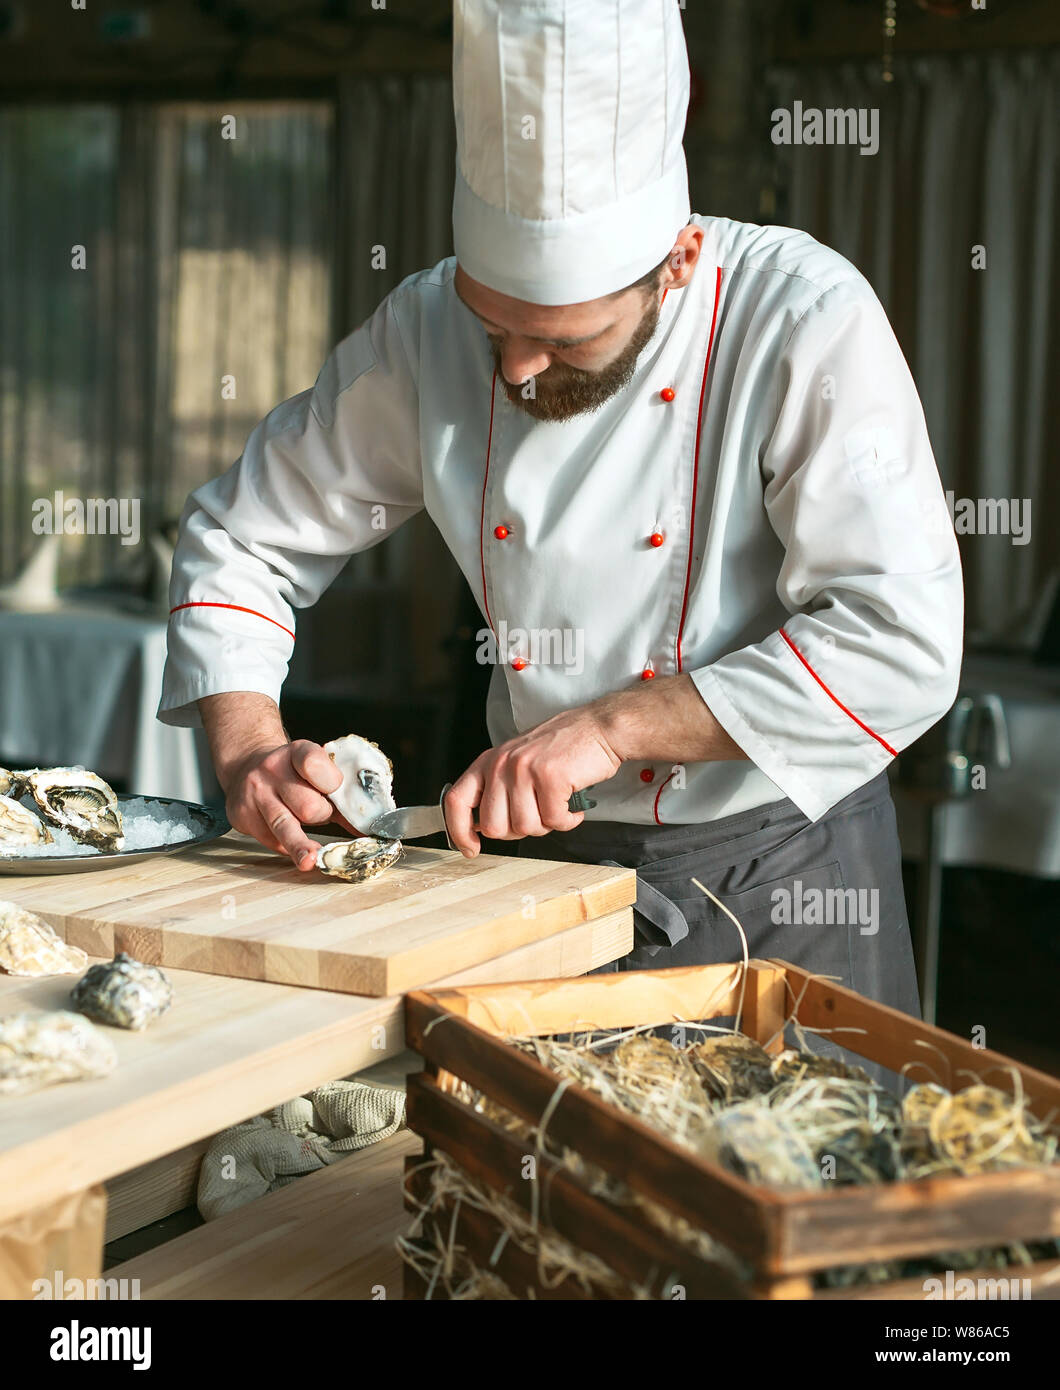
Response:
[0, 1, 1057, 1062]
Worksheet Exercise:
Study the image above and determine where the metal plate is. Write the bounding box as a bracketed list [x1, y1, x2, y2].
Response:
[0, 795, 230, 876]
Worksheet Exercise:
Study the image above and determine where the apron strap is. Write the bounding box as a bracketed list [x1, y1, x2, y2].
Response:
[600, 859, 690, 958]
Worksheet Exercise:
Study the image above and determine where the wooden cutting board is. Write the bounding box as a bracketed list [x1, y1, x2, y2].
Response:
[0, 833, 635, 996]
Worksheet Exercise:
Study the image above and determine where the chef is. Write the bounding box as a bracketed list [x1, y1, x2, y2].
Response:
[159, 0, 962, 1033]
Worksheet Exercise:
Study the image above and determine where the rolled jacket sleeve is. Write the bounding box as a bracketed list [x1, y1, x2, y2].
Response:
[691, 277, 964, 821]
[159, 292, 423, 727]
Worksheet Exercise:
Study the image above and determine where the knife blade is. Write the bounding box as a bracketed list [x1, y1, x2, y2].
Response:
[368, 787, 597, 842]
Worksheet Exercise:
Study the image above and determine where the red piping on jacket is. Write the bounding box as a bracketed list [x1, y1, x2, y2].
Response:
[676, 265, 723, 673]
[779, 628, 898, 757]
[652, 771, 676, 825]
[478, 367, 499, 632]
[169, 601, 295, 643]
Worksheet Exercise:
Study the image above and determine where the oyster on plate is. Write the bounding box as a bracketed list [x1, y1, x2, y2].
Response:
[0, 901, 87, 976]
[0, 794, 52, 848]
[316, 837, 402, 883]
[0, 769, 27, 798]
[70, 952, 173, 1031]
[322, 735, 396, 835]
[0, 1010, 116, 1096]
[24, 767, 124, 852]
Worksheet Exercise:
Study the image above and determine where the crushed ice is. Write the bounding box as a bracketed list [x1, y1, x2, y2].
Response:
[1, 797, 206, 859]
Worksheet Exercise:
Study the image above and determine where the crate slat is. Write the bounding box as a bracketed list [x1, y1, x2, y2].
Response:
[405, 1074, 751, 1299]
[777, 965, 1060, 1118]
[406, 993, 780, 1267]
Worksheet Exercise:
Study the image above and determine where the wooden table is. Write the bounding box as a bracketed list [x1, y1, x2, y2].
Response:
[0, 909, 632, 1292]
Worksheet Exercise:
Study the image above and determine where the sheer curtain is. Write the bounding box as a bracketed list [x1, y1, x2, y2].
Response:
[766, 50, 1059, 643]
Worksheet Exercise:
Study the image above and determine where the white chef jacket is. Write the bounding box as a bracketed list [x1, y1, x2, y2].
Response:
[159, 214, 963, 825]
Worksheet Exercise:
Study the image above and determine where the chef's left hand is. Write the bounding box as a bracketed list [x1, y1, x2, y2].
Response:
[445, 708, 622, 857]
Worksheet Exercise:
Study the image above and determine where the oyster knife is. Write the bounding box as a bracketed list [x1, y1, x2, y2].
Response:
[369, 786, 596, 843]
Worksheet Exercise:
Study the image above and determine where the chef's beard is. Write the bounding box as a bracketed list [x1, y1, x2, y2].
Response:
[491, 291, 661, 423]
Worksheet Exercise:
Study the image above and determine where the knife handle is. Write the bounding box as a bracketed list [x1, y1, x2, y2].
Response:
[438, 783, 596, 848]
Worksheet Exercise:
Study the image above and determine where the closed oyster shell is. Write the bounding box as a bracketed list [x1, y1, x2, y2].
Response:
[315, 837, 402, 882]
[71, 952, 173, 1031]
[0, 1011, 116, 1096]
[692, 1034, 777, 1102]
[0, 902, 88, 977]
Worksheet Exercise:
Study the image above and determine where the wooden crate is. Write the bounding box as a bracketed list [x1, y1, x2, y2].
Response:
[401, 960, 1060, 1300]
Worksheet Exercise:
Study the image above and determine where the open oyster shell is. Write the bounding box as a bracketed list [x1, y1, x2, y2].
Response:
[24, 767, 124, 852]
[0, 902, 88, 977]
[71, 953, 173, 1031]
[322, 735, 396, 836]
[0, 1010, 116, 1096]
[315, 837, 402, 883]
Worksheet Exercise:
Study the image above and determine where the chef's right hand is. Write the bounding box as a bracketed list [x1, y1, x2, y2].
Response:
[223, 740, 361, 871]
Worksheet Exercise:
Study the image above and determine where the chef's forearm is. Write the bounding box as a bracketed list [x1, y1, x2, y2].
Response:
[593, 674, 747, 765]
[197, 692, 289, 793]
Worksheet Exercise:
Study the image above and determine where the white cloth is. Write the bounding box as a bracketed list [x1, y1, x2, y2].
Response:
[452, 0, 691, 304]
[159, 214, 963, 826]
[0, 606, 210, 802]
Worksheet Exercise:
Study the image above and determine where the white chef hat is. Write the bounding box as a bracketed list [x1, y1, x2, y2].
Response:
[452, 0, 691, 306]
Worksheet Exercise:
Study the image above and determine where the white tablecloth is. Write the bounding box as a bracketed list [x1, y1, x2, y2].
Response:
[0, 605, 216, 803]
[894, 656, 1060, 880]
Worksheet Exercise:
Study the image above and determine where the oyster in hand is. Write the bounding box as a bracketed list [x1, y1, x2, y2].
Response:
[25, 767, 124, 851]
[0, 795, 52, 849]
[316, 837, 402, 883]
[322, 735, 396, 835]
[0, 1011, 116, 1096]
[0, 902, 87, 977]
[71, 953, 173, 1031]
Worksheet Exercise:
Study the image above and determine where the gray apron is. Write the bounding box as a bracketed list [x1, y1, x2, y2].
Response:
[515, 772, 920, 1089]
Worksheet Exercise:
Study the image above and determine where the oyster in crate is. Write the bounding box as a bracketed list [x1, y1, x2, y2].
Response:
[770, 1049, 873, 1087]
[322, 735, 396, 835]
[0, 1010, 117, 1096]
[316, 837, 402, 883]
[691, 1034, 777, 1102]
[71, 952, 173, 1030]
[0, 902, 87, 977]
[24, 767, 124, 851]
[0, 794, 52, 848]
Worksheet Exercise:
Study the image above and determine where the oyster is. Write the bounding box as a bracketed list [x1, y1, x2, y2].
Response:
[315, 837, 402, 882]
[0, 902, 87, 976]
[0, 1010, 116, 1096]
[322, 735, 396, 835]
[770, 1049, 872, 1087]
[0, 794, 52, 848]
[71, 952, 173, 1031]
[692, 1034, 777, 1102]
[24, 767, 124, 851]
[0, 769, 25, 797]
